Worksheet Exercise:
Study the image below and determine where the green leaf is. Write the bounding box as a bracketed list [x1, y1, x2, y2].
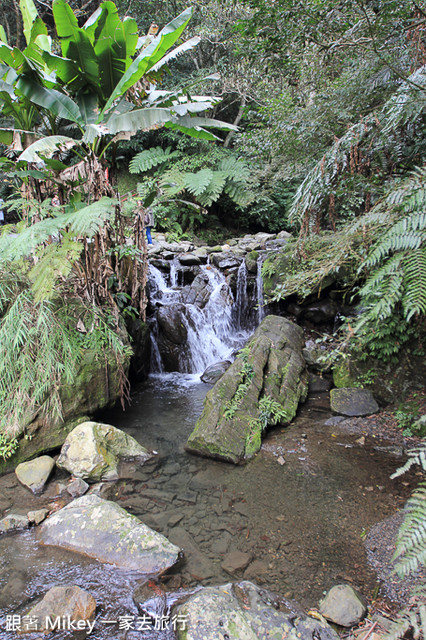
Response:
[149, 36, 201, 73]
[164, 121, 221, 141]
[52, 0, 99, 86]
[16, 76, 83, 124]
[76, 93, 100, 125]
[102, 7, 193, 114]
[41, 51, 79, 84]
[92, 2, 127, 99]
[107, 107, 173, 134]
[18, 135, 77, 162]
[184, 169, 214, 197]
[20, 0, 38, 47]
[0, 26, 7, 44]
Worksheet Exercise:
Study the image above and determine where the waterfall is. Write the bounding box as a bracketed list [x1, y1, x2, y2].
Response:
[169, 256, 179, 288]
[235, 260, 248, 329]
[147, 263, 250, 375]
[256, 255, 265, 325]
[150, 332, 164, 373]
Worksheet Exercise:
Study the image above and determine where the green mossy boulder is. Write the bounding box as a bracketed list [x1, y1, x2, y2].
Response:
[186, 316, 308, 463]
[0, 346, 129, 476]
[56, 421, 152, 481]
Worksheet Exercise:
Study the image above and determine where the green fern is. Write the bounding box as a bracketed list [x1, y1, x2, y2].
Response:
[129, 146, 181, 173]
[184, 168, 214, 197]
[356, 168, 426, 328]
[384, 442, 426, 640]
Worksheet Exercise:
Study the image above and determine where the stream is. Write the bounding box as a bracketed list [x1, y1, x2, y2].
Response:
[0, 258, 415, 639]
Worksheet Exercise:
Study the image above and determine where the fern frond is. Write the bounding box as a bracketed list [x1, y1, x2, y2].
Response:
[29, 238, 82, 303]
[198, 171, 227, 207]
[403, 248, 426, 320]
[184, 168, 214, 197]
[129, 146, 181, 173]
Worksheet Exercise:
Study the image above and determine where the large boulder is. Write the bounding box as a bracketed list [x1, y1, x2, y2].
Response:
[186, 316, 308, 463]
[175, 581, 339, 640]
[0, 341, 130, 476]
[39, 494, 181, 573]
[330, 388, 379, 417]
[319, 584, 367, 627]
[56, 421, 152, 481]
[15, 455, 55, 493]
[23, 585, 96, 634]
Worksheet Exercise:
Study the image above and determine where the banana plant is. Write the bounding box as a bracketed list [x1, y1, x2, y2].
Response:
[0, 0, 236, 188]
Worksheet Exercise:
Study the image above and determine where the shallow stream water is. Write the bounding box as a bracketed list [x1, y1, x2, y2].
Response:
[0, 373, 413, 640]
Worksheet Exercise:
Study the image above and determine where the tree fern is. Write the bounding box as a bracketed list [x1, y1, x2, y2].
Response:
[184, 168, 214, 197]
[383, 442, 426, 640]
[129, 146, 181, 173]
[356, 167, 426, 327]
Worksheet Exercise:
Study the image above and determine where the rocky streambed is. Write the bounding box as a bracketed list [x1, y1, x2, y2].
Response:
[0, 374, 418, 639]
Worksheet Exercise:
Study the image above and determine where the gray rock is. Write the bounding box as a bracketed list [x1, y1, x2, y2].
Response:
[167, 526, 216, 580]
[245, 251, 260, 274]
[67, 477, 89, 498]
[201, 360, 232, 384]
[15, 455, 55, 494]
[319, 584, 367, 627]
[0, 513, 29, 534]
[330, 388, 379, 417]
[175, 581, 339, 640]
[324, 416, 345, 427]
[308, 373, 332, 393]
[221, 551, 252, 574]
[23, 585, 96, 633]
[57, 421, 152, 482]
[179, 254, 202, 266]
[157, 304, 188, 344]
[186, 316, 308, 463]
[39, 495, 180, 573]
[27, 508, 49, 525]
[277, 231, 292, 239]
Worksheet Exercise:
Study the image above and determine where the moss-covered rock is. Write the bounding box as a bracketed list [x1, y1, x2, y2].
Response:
[175, 581, 339, 640]
[39, 494, 181, 573]
[332, 351, 426, 405]
[56, 421, 152, 481]
[1, 345, 129, 476]
[185, 316, 308, 463]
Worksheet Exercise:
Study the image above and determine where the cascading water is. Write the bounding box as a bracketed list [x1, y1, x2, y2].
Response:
[256, 255, 266, 325]
[235, 260, 248, 329]
[147, 263, 251, 375]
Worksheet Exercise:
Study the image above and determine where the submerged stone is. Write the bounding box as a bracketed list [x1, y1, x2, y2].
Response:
[24, 585, 96, 633]
[56, 421, 152, 481]
[175, 581, 339, 640]
[186, 316, 308, 463]
[39, 495, 181, 573]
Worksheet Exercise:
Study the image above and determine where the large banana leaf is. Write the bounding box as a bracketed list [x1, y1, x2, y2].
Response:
[53, 0, 99, 86]
[92, 2, 127, 100]
[41, 52, 79, 85]
[76, 93, 100, 125]
[107, 107, 174, 134]
[169, 115, 238, 132]
[19, 0, 38, 47]
[149, 37, 200, 73]
[18, 135, 77, 162]
[16, 76, 83, 124]
[165, 122, 222, 141]
[102, 8, 193, 114]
